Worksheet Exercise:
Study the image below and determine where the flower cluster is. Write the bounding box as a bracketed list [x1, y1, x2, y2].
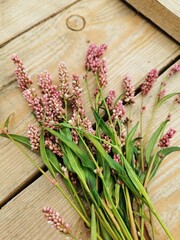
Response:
[106, 90, 116, 111]
[141, 69, 159, 96]
[111, 100, 126, 122]
[11, 54, 32, 90]
[42, 207, 71, 234]
[168, 63, 180, 76]
[158, 128, 176, 148]
[122, 76, 135, 103]
[58, 62, 70, 99]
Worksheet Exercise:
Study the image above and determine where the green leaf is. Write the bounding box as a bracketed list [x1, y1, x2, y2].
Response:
[0, 133, 31, 149]
[157, 92, 180, 108]
[126, 122, 139, 163]
[145, 121, 168, 163]
[3, 113, 14, 129]
[46, 148, 62, 174]
[93, 109, 115, 141]
[46, 127, 95, 170]
[40, 128, 56, 177]
[91, 204, 97, 240]
[150, 146, 180, 180]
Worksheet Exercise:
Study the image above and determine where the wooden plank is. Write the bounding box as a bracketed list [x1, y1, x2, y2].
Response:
[0, 0, 179, 205]
[124, 0, 180, 42]
[0, 0, 78, 46]
[0, 174, 90, 240]
[0, 62, 179, 240]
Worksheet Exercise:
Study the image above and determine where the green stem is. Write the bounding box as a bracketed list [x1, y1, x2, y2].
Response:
[140, 96, 144, 172]
[125, 187, 139, 240]
[149, 207, 156, 240]
[140, 204, 145, 240]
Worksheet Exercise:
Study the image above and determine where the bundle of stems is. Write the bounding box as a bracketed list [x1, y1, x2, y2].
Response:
[1, 44, 179, 240]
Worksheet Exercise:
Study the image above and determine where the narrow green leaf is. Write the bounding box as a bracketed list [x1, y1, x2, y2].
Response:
[157, 92, 180, 108]
[145, 121, 168, 163]
[40, 128, 55, 177]
[91, 204, 97, 240]
[150, 146, 180, 180]
[4, 113, 14, 129]
[46, 148, 62, 174]
[93, 109, 115, 141]
[0, 133, 31, 149]
[126, 122, 139, 163]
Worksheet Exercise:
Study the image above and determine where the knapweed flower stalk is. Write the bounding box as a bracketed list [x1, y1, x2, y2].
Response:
[1, 44, 179, 240]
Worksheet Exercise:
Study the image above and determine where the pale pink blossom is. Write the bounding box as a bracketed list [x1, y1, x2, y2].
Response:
[141, 69, 159, 95]
[158, 128, 176, 148]
[42, 207, 71, 234]
[11, 54, 33, 90]
[122, 76, 135, 103]
[168, 63, 180, 76]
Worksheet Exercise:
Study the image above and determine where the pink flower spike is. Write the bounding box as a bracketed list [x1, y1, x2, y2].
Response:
[112, 100, 126, 122]
[168, 63, 180, 76]
[158, 128, 176, 148]
[122, 76, 135, 104]
[106, 90, 116, 110]
[11, 54, 33, 91]
[27, 124, 40, 151]
[141, 69, 159, 96]
[42, 207, 71, 234]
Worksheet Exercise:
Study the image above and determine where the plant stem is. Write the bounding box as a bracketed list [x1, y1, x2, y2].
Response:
[140, 96, 144, 172]
[125, 187, 139, 240]
[140, 204, 145, 240]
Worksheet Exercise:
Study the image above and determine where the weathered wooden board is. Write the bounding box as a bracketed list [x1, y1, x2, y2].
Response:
[1, 62, 179, 240]
[124, 0, 180, 42]
[0, 0, 78, 46]
[0, 0, 179, 210]
[0, 174, 90, 240]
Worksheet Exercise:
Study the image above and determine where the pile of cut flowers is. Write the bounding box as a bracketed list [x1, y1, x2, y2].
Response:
[1, 44, 180, 240]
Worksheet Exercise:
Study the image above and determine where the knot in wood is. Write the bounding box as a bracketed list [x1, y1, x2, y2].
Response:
[66, 15, 86, 31]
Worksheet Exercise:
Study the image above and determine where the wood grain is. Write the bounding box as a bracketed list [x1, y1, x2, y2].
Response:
[1, 61, 179, 240]
[0, 0, 179, 216]
[0, 174, 90, 240]
[0, 0, 179, 232]
[0, 0, 78, 46]
[124, 0, 180, 42]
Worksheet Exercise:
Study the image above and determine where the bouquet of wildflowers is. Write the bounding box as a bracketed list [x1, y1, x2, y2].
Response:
[1, 44, 180, 240]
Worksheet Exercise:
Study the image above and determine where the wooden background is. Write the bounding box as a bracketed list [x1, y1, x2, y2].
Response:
[0, 0, 179, 239]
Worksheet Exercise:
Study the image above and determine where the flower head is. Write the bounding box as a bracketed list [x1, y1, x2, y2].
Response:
[106, 90, 116, 111]
[11, 54, 33, 91]
[141, 69, 159, 96]
[158, 128, 176, 148]
[27, 124, 40, 150]
[85, 44, 107, 73]
[112, 100, 126, 122]
[122, 76, 135, 103]
[168, 63, 180, 76]
[58, 62, 70, 99]
[42, 207, 71, 234]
